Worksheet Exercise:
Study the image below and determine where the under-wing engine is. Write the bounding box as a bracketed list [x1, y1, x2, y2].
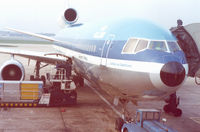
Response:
[0, 59, 25, 81]
[58, 8, 78, 28]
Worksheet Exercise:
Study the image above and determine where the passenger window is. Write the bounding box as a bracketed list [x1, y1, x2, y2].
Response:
[134, 40, 148, 53]
[122, 38, 138, 53]
[149, 41, 167, 52]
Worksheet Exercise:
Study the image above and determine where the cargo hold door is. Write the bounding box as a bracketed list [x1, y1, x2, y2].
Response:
[170, 23, 200, 77]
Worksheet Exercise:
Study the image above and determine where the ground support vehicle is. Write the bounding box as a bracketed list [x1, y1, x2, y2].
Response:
[46, 68, 77, 106]
[0, 80, 46, 107]
[121, 109, 177, 132]
[0, 68, 77, 107]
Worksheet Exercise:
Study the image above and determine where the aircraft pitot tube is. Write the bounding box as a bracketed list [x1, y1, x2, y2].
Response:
[57, 8, 78, 28]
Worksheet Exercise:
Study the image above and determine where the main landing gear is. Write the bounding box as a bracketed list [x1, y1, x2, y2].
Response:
[72, 74, 84, 88]
[30, 61, 48, 86]
[163, 93, 182, 117]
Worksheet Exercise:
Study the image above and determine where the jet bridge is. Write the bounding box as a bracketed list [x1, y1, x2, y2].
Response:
[170, 23, 200, 78]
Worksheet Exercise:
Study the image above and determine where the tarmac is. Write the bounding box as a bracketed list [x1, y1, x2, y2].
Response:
[0, 43, 200, 132]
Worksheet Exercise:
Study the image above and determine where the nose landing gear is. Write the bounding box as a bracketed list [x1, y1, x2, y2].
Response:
[163, 93, 182, 117]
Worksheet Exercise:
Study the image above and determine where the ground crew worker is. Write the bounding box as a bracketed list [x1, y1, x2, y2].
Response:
[55, 58, 72, 80]
[65, 58, 72, 79]
[177, 19, 183, 28]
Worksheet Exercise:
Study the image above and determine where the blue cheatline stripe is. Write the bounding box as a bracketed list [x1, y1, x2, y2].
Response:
[54, 18, 187, 64]
[54, 39, 187, 64]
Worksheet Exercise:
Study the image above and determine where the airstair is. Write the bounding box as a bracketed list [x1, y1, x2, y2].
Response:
[170, 23, 200, 84]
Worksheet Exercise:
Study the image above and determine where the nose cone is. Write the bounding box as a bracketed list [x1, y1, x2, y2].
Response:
[160, 62, 185, 87]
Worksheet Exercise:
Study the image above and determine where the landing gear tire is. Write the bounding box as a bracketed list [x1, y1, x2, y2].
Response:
[163, 104, 170, 113]
[163, 93, 182, 117]
[73, 75, 84, 88]
[174, 108, 182, 117]
[163, 105, 182, 116]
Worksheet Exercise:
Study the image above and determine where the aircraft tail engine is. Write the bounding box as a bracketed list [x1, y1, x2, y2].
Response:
[0, 59, 25, 81]
[58, 8, 78, 28]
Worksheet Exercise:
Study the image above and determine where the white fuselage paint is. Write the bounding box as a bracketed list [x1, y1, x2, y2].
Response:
[53, 44, 188, 100]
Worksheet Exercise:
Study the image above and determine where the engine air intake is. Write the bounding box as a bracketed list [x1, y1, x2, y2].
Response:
[0, 59, 25, 81]
[160, 62, 185, 87]
[2, 64, 22, 80]
[64, 8, 78, 24]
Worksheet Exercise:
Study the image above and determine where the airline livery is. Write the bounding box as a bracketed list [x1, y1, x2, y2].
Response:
[0, 8, 188, 117]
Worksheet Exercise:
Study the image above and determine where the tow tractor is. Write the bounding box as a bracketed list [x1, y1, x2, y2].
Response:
[120, 108, 177, 132]
[0, 68, 77, 107]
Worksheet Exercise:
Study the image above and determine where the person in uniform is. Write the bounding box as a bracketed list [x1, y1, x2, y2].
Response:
[65, 58, 72, 79]
[177, 19, 183, 28]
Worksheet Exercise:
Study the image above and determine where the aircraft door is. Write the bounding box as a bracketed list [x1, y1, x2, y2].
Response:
[100, 34, 115, 66]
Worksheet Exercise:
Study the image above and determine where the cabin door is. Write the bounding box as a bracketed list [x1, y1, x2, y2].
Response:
[100, 34, 115, 66]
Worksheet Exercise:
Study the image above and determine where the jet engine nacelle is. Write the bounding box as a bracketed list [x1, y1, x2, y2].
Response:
[58, 8, 78, 28]
[0, 59, 25, 81]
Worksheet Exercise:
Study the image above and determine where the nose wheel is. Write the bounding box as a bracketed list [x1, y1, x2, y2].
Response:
[163, 93, 182, 117]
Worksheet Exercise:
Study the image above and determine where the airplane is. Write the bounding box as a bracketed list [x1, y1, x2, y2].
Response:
[0, 8, 188, 117]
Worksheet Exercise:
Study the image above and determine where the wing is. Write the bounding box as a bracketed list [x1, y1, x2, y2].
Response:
[0, 28, 71, 65]
[0, 47, 67, 65]
[5, 28, 73, 45]
[6, 27, 59, 42]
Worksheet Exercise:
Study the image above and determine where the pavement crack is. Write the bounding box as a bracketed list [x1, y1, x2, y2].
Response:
[59, 108, 69, 131]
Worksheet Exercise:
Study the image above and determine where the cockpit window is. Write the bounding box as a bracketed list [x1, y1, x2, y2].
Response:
[134, 40, 148, 53]
[167, 41, 181, 52]
[149, 41, 167, 52]
[122, 38, 138, 53]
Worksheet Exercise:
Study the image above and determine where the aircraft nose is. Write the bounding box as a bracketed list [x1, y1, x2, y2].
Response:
[160, 62, 185, 87]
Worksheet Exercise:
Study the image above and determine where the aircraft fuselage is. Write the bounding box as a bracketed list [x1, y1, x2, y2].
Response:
[54, 18, 188, 100]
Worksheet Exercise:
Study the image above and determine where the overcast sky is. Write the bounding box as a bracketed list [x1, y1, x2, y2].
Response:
[0, 0, 200, 33]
